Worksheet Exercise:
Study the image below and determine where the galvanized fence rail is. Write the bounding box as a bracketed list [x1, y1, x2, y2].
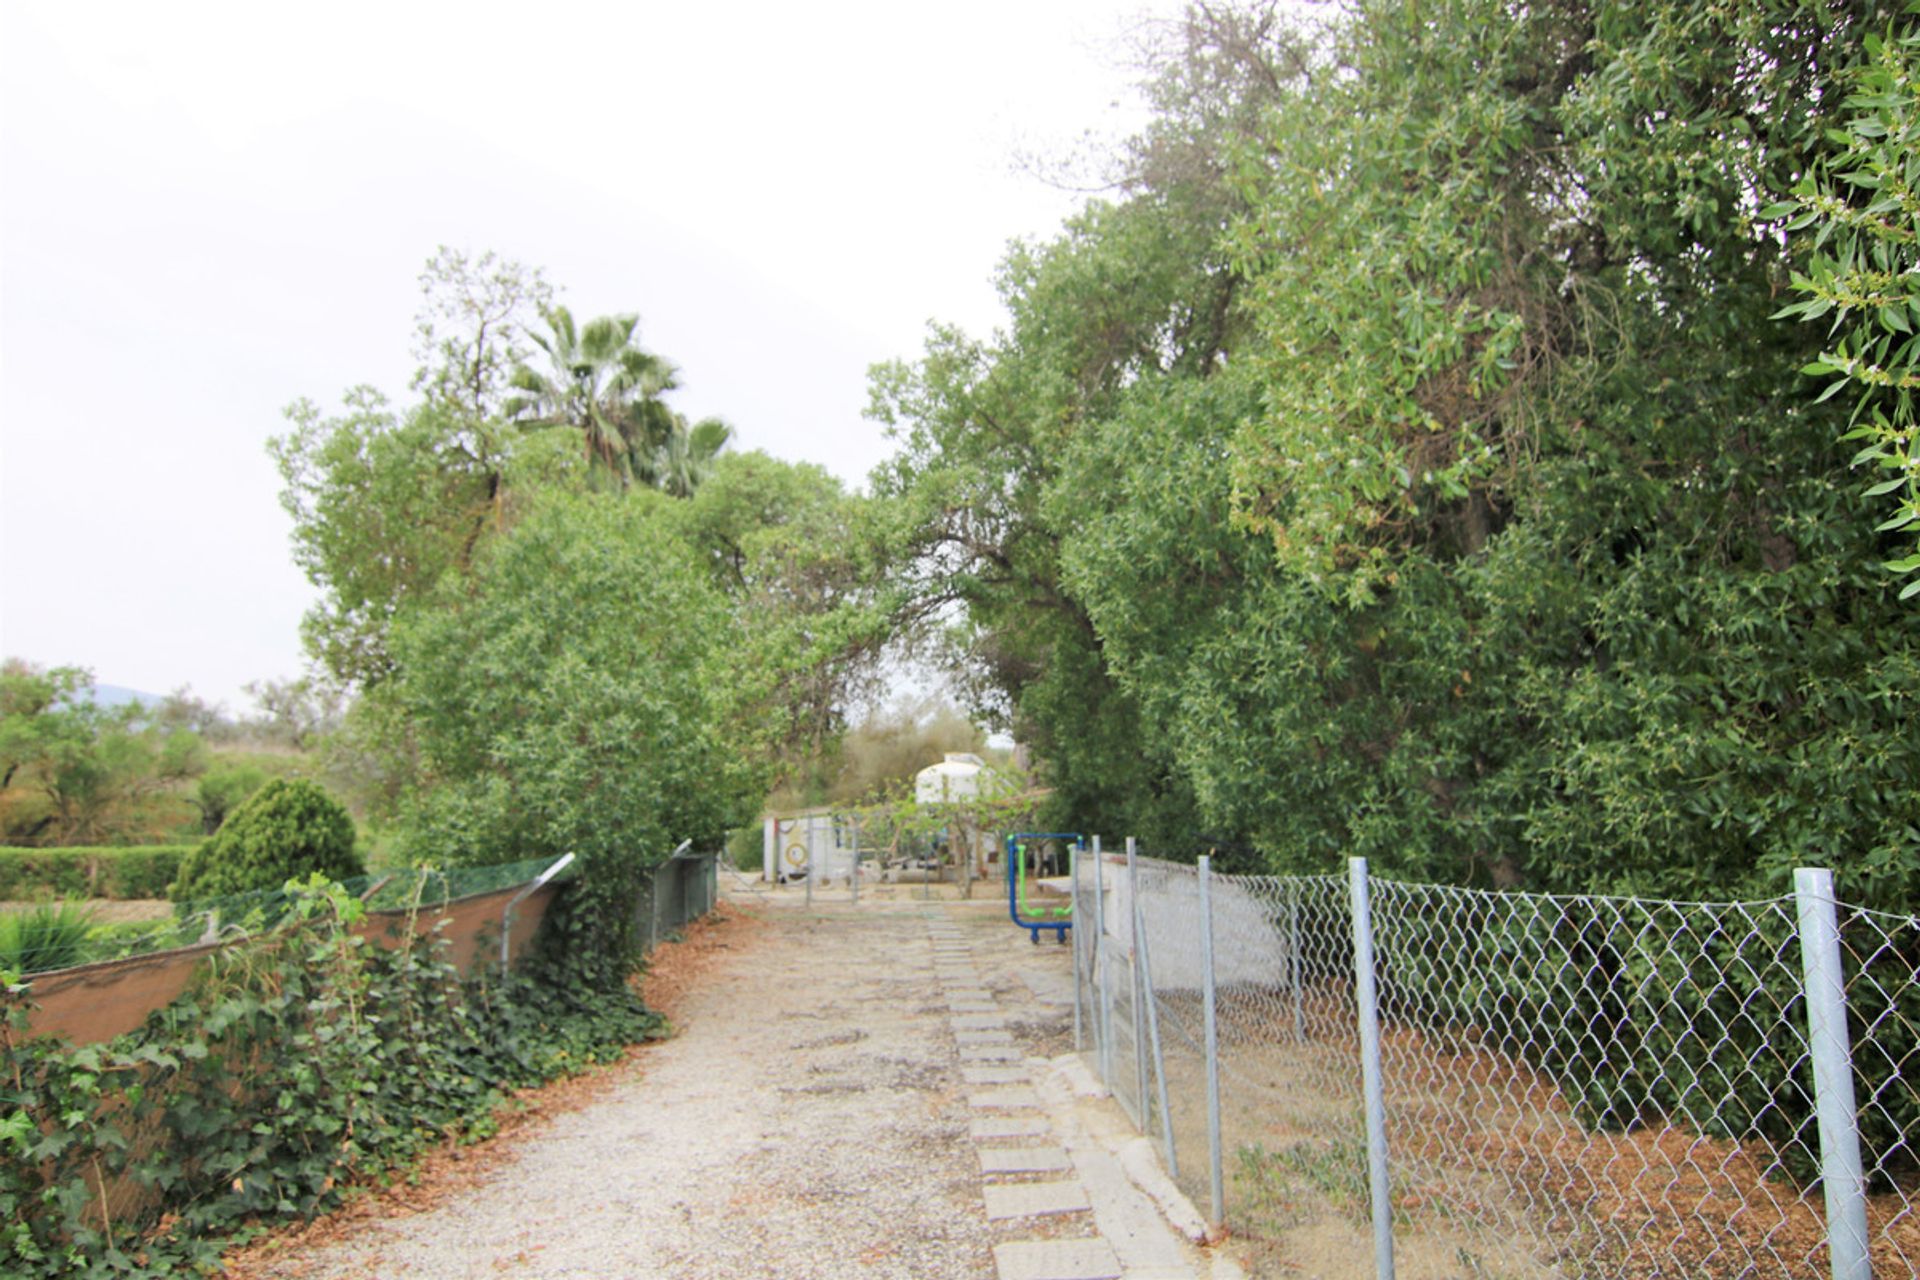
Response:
[1072, 850, 1920, 1280]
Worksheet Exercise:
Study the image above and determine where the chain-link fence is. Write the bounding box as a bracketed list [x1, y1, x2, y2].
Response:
[638, 848, 719, 951]
[2, 850, 725, 977]
[0, 857, 572, 975]
[1072, 842, 1919, 1279]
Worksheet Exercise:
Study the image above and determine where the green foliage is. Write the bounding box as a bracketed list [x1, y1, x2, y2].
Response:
[669, 449, 894, 782]
[190, 765, 267, 836]
[390, 492, 751, 987]
[839, 758, 1041, 893]
[0, 901, 96, 974]
[506, 304, 732, 495]
[1, 662, 206, 847]
[857, 0, 1920, 1207]
[724, 825, 761, 871]
[0, 876, 663, 1278]
[270, 394, 525, 689]
[0, 847, 194, 900]
[1775, 21, 1920, 598]
[170, 780, 361, 902]
[866, 194, 1237, 841]
[872, 0, 1920, 908]
[823, 696, 988, 808]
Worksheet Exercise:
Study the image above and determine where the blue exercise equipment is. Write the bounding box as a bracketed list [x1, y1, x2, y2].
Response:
[1006, 832, 1082, 944]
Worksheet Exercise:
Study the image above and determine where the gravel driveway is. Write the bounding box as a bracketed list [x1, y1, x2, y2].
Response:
[236, 894, 1085, 1279]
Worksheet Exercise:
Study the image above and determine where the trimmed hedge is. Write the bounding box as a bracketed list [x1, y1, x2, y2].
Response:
[0, 846, 194, 900]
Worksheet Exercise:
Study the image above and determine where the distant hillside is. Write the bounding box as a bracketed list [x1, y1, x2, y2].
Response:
[85, 684, 166, 710]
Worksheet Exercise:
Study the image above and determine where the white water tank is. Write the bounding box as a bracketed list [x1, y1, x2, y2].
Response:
[914, 752, 991, 804]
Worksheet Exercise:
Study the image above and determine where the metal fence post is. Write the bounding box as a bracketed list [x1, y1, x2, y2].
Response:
[851, 815, 860, 906]
[1349, 857, 1396, 1280]
[1095, 836, 1113, 1088]
[1128, 838, 1150, 1126]
[1071, 841, 1083, 1051]
[643, 866, 659, 953]
[1289, 877, 1306, 1043]
[1133, 879, 1179, 1179]
[805, 843, 814, 910]
[1200, 855, 1224, 1230]
[1795, 867, 1872, 1280]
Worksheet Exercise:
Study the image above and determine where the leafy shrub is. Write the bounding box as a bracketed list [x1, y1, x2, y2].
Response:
[0, 901, 95, 974]
[0, 878, 664, 1277]
[192, 763, 270, 835]
[390, 494, 751, 988]
[0, 846, 194, 899]
[170, 779, 361, 901]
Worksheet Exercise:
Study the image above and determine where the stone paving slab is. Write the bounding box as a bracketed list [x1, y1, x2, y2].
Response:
[955, 1028, 1015, 1045]
[944, 986, 992, 1001]
[969, 1086, 1043, 1109]
[983, 1180, 1092, 1220]
[960, 1044, 1022, 1063]
[963, 1065, 1029, 1085]
[979, 1145, 1073, 1174]
[952, 1012, 1008, 1029]
[993, 1238, 1122, 1280]
[970, 1114, 1051, 1140]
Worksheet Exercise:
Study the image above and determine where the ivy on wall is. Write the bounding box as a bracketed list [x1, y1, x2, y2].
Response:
[0, 876, 663, 1278]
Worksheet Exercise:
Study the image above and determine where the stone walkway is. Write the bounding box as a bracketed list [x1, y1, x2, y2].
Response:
[231, 891, 1241, 1280]
[920, 908, 1238, 1280]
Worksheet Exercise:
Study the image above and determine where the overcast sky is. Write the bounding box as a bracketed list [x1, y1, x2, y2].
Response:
[0, 0, 1154, 712]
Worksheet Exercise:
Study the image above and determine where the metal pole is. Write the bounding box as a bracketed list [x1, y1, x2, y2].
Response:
[1348, 857, 1395, 1280]
[805, 840, 814, 910]
[851, 815, 860, 906]
[500, 852, 576, 971]
[1796, 868, 1872, 1280]
[1200, 855, 1224, 1230]
[644, 867, 658, 953]
[1071, 841, 1084, 1052]
[1128, 838, 1149, 1129]
[1134, 879, 1179, 1179]
[1094, 836, 1113, 1087]
[1289, 878, 1306, 1043]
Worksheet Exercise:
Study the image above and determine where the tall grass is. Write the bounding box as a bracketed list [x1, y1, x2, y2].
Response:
[0, 900, 97, 973]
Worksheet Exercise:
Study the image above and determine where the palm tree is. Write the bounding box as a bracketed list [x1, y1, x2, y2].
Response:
[657, 414, 733, 497]
[504, 306, 677, 489]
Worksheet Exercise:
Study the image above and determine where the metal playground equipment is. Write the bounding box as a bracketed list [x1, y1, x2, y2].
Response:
[1006, 832, 1080, 944]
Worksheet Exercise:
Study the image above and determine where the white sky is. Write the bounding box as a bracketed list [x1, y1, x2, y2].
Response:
[0, 0, 1153, 712]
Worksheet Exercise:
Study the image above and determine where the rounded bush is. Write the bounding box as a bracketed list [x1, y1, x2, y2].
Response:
[170, 778, 362, 901]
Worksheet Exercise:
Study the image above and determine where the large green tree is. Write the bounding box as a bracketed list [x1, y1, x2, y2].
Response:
[873, 0, 1920, 907]
[669, 449, 896, 786]
[866, 3, 1288, 846]
[0, 662, 206, 845]
[389, 492, 752, 968]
